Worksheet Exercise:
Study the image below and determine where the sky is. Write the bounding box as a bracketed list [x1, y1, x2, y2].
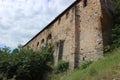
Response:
[0, 0, 75, 49]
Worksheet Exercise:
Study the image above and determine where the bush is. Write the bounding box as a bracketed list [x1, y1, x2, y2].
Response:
[112, 24, 120, 49]
[79, 61, 92, 70]
[55, 60, 69, 73]
[0, 44, 53, 80]
[111, 0, 120, 50]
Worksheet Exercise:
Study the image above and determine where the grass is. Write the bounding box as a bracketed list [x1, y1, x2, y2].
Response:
[51, 48, 120, 80]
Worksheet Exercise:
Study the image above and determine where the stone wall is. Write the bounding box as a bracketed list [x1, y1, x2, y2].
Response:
[75, 0, 103, 63]
[24, 0, 113, 69]
[24, 2, 77, 69]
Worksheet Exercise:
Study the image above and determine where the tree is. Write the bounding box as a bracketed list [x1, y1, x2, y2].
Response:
[0, 44, 53, 80]
[111, 0, 120, 49]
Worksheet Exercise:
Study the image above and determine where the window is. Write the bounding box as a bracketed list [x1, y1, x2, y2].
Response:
[41, 39, 45, 48]
[66, 11, 69, 19]
[58, 40, 65, 60]
[83, 0, 87, 7]
[83, 57, 85, 61]
[47, 34, 52, 44]
[83, 56, 86, 61]
[41, 39, 44, 44]
[47, 34, 52, 40]
[37, 42, 39, 47]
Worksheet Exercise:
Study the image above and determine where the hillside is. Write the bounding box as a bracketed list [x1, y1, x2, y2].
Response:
[52, 49, 120, 80]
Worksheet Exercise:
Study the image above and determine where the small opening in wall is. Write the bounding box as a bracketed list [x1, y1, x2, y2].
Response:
[41, 39, 44, 44]
[66, 11, 69, 19]
[83, 57, 85, 61]
[37, 42, 39, 47]
[58, 40, 65, 60]
[47, 34, 52, 40]
[83, 0, 87, 7]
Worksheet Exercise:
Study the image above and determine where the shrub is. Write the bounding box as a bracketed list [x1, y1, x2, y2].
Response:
[55, 60, 69, 73]
[111, 24, 120, 49]
[111, 0, 120, 50]
[0, 44, 53, 80]
[79, 61, 92, 70]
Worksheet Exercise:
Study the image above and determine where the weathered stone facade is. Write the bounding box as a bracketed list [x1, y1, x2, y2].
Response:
[23, 0, 114, 69]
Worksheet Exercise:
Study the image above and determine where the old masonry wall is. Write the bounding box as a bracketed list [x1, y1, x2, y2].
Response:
[24, 0, 114, 69]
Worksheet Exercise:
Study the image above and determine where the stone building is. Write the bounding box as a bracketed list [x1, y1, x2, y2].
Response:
[23, 0, 114, 69]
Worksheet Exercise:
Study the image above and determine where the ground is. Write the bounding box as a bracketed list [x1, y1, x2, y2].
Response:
[50, 48, 120, 80]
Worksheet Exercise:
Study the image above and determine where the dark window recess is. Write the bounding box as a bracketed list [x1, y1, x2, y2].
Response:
[83, 56, 86, 61]
[83, 0, 87, 7]
[37, 42, 39, 47]
[66, 11, 69, 19]
[47, 34, 52, 40]
[58, 40, 65, 60]
[41, 39, 44, 43]
[83, 57, 85, 61]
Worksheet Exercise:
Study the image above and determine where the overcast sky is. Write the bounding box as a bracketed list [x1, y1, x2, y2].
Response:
[0, 0, 75, 49]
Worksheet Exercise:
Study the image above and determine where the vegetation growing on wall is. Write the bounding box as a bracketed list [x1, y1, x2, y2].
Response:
[54, 60, 69, 73]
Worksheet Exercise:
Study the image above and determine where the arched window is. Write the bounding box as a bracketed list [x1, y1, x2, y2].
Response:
[41, 39, 44, 44]
[47, 34, 52, 40]
[83, 0, 87, 7]
[66, 11, 69, 19]
[47, 34, 52, 44]
[37, 42, 39, 47]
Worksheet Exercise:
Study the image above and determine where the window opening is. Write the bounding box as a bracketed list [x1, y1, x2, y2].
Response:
[83, 0, 87, 7]
[66, 11, 69, 19]
[37, 42, 39, 47]
[47, 34, 52, 40]
[41, 39, 44, 44]
[58, 40, 65, 60]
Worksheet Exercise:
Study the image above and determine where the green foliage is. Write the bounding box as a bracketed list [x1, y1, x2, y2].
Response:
[111, 0, 120, 49]
[0, 44, 53, 80]
[0, 46, 11, 54]
[114, 0, 120, 21]
[112, 24, 120, 49]
[55, 60, 69, 73]
[53, 49, 120, 80]
[79, 61, 92, 70]
[89, 67, 98, 76]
